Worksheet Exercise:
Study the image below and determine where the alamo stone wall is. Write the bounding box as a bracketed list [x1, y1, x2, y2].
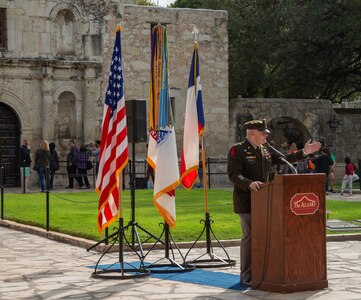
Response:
[0, 0, 229, 187]
[114, 4, 229, 157]
[229, 97, 361, 181]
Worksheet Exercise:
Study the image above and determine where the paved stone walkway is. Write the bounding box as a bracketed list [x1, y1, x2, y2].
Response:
[1, 225, 361, 300]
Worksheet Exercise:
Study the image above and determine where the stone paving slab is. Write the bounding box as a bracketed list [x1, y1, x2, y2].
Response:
[1, 226, 361, 299]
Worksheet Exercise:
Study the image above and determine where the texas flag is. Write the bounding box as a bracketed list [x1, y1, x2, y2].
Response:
[180, 41, 205, 189]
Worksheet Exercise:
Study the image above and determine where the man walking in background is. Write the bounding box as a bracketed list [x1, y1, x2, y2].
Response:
[66, 139, 83, 189]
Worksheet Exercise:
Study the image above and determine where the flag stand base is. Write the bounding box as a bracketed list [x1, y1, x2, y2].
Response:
[184, 212, 236, 268]
[122, 220, 165, 261]
[144, 222, 195, 273]
[89, 217, 150, 279]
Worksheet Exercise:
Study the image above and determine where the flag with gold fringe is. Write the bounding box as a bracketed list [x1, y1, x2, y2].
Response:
[180, 40, 205, 189]
[147, 24, 180, 228]
[96, 26, 128, 234]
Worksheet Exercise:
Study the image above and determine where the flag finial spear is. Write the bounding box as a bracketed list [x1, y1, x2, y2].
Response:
[192, 25, 199, 42]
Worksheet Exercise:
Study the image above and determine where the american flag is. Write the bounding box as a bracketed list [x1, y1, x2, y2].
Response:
[96, 26, 128, 234]
[180, 41, 205, 189]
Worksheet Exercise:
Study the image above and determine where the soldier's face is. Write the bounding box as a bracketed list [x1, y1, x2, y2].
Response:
[253, 130, 268, 146]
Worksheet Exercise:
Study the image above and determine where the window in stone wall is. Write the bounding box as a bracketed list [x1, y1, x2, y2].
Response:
[55, 9, 75, 56]
[0, 8, 7, 49]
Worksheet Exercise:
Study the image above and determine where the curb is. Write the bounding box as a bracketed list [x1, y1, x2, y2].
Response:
[0, 220, 241, 252]
[1, 219, 361, 252]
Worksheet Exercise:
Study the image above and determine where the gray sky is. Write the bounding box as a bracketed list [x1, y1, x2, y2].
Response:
[156, 0, 175, 7]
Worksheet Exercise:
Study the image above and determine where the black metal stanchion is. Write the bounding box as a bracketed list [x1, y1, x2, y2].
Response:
[357, 158, 361, 191]
[46, 166, 50, 231]
[92, 159, 96, 189]
[184, 138, 236, 268]
[1, 166, 4, 220]
[22, 161, 26, 194]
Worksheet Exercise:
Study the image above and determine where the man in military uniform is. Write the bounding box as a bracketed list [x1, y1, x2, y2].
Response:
[227, 119, 321, 286]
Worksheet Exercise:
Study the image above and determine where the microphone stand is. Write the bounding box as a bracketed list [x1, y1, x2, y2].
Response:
[266, 143, 298, 174]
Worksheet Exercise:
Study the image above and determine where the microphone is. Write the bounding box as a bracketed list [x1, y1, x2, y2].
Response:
[266, 143, 285, 158]
[266, 143, 298, 174]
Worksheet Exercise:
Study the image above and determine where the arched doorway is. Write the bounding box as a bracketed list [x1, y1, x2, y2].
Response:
[268, 117, 311, 150]
[0, 103, 21, 186]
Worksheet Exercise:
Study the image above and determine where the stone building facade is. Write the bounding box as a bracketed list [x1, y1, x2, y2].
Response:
[0, 0, 228, 186]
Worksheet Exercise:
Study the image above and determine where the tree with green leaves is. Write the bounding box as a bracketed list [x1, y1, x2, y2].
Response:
[136, 0, 156, 6]
[171, 0, 361, 103]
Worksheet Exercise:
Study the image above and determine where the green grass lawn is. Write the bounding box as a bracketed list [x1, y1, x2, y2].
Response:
[1, 188, 360, 242]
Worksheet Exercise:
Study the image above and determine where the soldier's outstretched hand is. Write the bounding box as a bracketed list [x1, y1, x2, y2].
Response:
[303, 139, 321, 155]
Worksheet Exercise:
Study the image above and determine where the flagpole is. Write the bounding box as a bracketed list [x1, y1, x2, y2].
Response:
[201, 137, 208, 213]
[183, 28, 236, 268]
[145, 24, 194, 273]
[89, 24, 150, 279]
[118, 172, 124, 276]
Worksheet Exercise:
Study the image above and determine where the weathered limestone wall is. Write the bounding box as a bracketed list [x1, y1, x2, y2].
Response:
[1, 1, 228, 155]
[0, 0, 229, 187]
[116, 5, 229, 157]
[229, 97, 361, 181]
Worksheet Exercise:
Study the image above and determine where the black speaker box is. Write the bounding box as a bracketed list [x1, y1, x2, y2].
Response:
[125, 99, 147, 143]
[135, 177, 148, 189]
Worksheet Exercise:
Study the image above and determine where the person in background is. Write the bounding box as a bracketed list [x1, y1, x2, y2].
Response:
[329, 150, 337, 193]
[227, 119, 321, 287]
[34, 140, 50, 192]
[92, 140, 101, 175]
[340, 157, 355, 195]
[297, 158, 307, 174]
[77, 145, 91, 189]
[312, 147, 334, 194]
[48, 142, 60, 190]
[66, 139, 84, 189]
[19, 138, 32, 193]
[305, 153, 316, 173]
[196, 144, 204, 188]
[146, 143, 155, 189]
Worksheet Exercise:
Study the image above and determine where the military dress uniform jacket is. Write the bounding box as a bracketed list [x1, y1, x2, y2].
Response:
[227, 139, 305, 214]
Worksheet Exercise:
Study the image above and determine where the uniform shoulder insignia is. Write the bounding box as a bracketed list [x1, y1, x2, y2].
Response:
[230, 141, 244, 157]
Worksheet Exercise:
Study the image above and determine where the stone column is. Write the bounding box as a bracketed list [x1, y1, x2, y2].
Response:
[83, 67, 97, 143]
[41, 66, 54, 141]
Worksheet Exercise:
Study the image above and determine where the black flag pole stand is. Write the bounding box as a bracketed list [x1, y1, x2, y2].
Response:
[184, 138, 236, 268]
[143, 222, 195, 273]
[123, 140, 164, 259]
[88, 174, 150, 279]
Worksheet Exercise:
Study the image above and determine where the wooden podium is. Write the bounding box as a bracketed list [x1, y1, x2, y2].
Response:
[251, 174, 328, 293]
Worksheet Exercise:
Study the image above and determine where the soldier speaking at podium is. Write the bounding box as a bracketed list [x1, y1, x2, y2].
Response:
[227, 119, 321, 287]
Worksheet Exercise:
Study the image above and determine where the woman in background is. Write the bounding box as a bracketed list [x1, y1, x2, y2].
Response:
[340, 157, 354, 196]
[49, 142, 60, 190]
[34, 140, 50, 192]
[329, 150, 337, 193]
